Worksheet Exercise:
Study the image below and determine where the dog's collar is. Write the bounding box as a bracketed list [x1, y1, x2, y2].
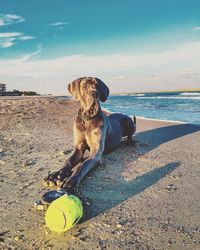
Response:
[78, 108, 101, 121]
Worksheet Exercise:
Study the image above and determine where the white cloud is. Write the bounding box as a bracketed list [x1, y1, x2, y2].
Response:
[18, 36, 35, 41]
[0, 32, 23, 38]
[0, 19, 4, 26]
[0, 38, 16, 48]
[192, 26, 200, 31]
[1, 42, 13, 48]
[0, 34, 20, 48]
[0, 14, 29, 48]
[0, 14, 33, 48]
[49, 21, 69, 27]
[0, 42, 200, 94]
[0, 33, 35, 48]
[0, 13, 25, 26]
[6, 14, 25, 22]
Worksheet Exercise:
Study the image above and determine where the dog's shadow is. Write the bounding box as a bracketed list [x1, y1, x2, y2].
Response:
[79, 123, 200, 220]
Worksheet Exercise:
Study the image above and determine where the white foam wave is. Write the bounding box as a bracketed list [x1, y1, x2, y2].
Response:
[129, 93, 145, 97]
[180, 92, 200, 96]
[102, 108, 186, 124]
[137, 96, 200, 100]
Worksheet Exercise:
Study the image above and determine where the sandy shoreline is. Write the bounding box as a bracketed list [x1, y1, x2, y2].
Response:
[0, 95, 196, 125]
[0, 97, 200, 250]
[0, 95, 56, 100]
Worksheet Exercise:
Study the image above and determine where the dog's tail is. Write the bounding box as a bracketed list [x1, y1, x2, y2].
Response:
[133, 115, 136, 125]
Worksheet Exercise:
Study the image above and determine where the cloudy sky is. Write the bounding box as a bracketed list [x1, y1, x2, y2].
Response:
[0, 0, 200, 94]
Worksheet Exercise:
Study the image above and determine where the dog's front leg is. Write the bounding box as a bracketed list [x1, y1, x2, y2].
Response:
[60, 127, 105, 191]
[44, 143, 86, 186]
[60, 151, 103, 191]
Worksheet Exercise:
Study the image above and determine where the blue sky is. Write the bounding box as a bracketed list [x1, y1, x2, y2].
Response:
[0, 0, 200, 94]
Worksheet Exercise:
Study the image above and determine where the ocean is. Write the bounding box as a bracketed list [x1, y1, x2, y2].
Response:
[101, 92, 200, 125]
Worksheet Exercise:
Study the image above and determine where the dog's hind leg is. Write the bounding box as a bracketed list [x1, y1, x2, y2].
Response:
[126, 116, 136, 142]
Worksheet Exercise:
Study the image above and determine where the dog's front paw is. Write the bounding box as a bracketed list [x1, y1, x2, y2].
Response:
[43, 170, 60, 187]
[43, 167, 72, 187]
[60, 176, 79, 193]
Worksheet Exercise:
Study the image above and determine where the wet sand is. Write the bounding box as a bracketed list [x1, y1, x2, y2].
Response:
[0, 97, 200, 250]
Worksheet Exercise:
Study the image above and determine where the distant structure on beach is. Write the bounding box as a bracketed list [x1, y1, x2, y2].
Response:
[0, 83, 6, 93]
[0, 83, 39, 96]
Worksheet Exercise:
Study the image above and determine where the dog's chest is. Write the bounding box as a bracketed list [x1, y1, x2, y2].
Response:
[75, 116, 104, 134]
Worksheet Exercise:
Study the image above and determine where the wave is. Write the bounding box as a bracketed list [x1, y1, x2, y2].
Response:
[180, 92, 200, 96]
[137, 96, 200, 100]
[129, 93, 145, 97]
[102, 107, 186, 124]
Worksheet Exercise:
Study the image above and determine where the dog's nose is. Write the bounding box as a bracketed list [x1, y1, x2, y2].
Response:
[91, 91, 98, 98]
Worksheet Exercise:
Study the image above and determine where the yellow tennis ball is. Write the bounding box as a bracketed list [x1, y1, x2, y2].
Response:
[45, 194, 83, 233]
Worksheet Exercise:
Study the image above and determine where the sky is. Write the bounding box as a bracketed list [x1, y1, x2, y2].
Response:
[0, 0, 200, 94]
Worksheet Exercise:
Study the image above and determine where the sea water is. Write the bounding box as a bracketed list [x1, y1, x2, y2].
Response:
[101, 92, 200, 125]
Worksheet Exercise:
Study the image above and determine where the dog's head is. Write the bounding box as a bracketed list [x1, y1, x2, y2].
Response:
[68, 77, 109, 114]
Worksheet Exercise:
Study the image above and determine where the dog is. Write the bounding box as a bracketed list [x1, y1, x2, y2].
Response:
[44, 77, 136, 191]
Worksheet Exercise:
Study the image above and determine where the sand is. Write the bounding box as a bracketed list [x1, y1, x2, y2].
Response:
[0, 97, 200, 250]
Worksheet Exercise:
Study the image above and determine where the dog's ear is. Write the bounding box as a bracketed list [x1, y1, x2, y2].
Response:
[68, 78, 83, 100]
[95, 78, 110, 102]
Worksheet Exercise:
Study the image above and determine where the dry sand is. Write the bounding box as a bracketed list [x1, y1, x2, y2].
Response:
[0, 97, 200, 250]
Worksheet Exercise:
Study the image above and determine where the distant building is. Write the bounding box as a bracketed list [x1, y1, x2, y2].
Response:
[0, 83, 6, 93]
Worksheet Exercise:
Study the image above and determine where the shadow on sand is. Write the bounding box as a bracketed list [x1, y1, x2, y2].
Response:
[136, 123, 200, 150]
[80, 123, 200, 219]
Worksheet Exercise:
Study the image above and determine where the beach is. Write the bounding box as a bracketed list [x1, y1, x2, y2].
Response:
[0, 97, 200, 250]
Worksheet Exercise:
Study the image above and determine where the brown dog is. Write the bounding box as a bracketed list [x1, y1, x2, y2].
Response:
[44, 77, 136, 191]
